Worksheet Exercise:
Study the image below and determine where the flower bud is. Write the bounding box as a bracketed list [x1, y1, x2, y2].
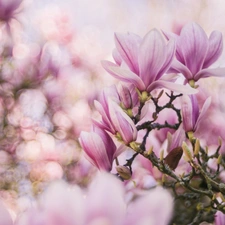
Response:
[194, 139, 200, 156]
[116, 166, 132, 180]
[182, 142, 192, 162]
[217, 154, 222, 165]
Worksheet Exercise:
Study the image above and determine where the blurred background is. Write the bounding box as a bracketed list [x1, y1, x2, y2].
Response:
[0, 0, 225, 220]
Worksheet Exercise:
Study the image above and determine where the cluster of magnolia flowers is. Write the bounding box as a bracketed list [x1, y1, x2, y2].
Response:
[79, 22, 224, 172]
[78, 22, 225, 224]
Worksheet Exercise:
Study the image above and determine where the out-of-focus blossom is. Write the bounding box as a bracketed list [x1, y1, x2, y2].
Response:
[181, 95, 211, 134]
[15, 180, 85, 225]
[84, 172, 126, 225]
[0, 0, 22, 22]
[164, 22, 225, 86]
[215, 210, 225, 225]
[0, 199, 13, 225]
[124, 187, 173, 225]
[102, 29, 197, 94]
[79, 126, 119, 171]
[15, 172, 173, 225]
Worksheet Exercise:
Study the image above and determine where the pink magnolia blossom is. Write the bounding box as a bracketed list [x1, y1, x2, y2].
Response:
[181, 95, 211, 133]
[79, 126, 121, 171]
[164, 22, 225, 84]
[0, 0, 22, 22]
[94, 95, 137, 145]
[102, 29, 197, 94]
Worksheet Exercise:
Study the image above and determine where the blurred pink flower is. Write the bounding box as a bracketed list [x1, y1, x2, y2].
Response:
[15, 180, 85, 225]
[84, 172, 126, 225]
[102, 29, 197, 94]
[215, 210, 225, 225]
[164, 22, 225, 83]
[0, 200, 13, 225]
[124, 187, 173, 225]
[15, 172, 173, 225]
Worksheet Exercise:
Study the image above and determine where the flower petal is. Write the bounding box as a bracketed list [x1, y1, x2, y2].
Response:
[147, 80, 198, 94]
[94, 100, 116, 133]
[112, 48, 122, 66]
[181, 95, 194, 132]
[203, 30, 223, 69]
[139, 29, 166, 85]
[102, 60, 145, 90]
[124, 187, 173, 225]
[194, 97, 211, 132]
[195, 67, 225, 80]
[163, 30, 185, 64]
[180, 22, 208, 75]
[93, 126, 117, 163]
[108, 100, 137, 144]
[156, 39, 176, 80]
[114, 32, 141, 74]
[170, 59, 193, 80]
[79, 131, 112, 171]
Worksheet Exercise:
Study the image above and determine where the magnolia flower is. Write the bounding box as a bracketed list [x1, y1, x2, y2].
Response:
[79, 126, 119, 171]
[0, 0, 22, 22]
[102, 29, 197, 94]
[181, 95, 211, 134]
[164, 22, 225, 86]
[94, 95, 137, 145]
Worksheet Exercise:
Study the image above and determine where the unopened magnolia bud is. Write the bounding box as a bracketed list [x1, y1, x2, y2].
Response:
[147, 146, 153, 156]
[218, 136, 222, 146]
[116, 166, 132, 180]
[205, 146, 208, 155]
[217, 154, 222, 164]
[157, 90, 164, 99]
[182, 142, 192, 162]
[194, 139, 200, 156]
[160, 149, 164, 161]
[162, 174, 166, 183]
[118, 83, 132, 109]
